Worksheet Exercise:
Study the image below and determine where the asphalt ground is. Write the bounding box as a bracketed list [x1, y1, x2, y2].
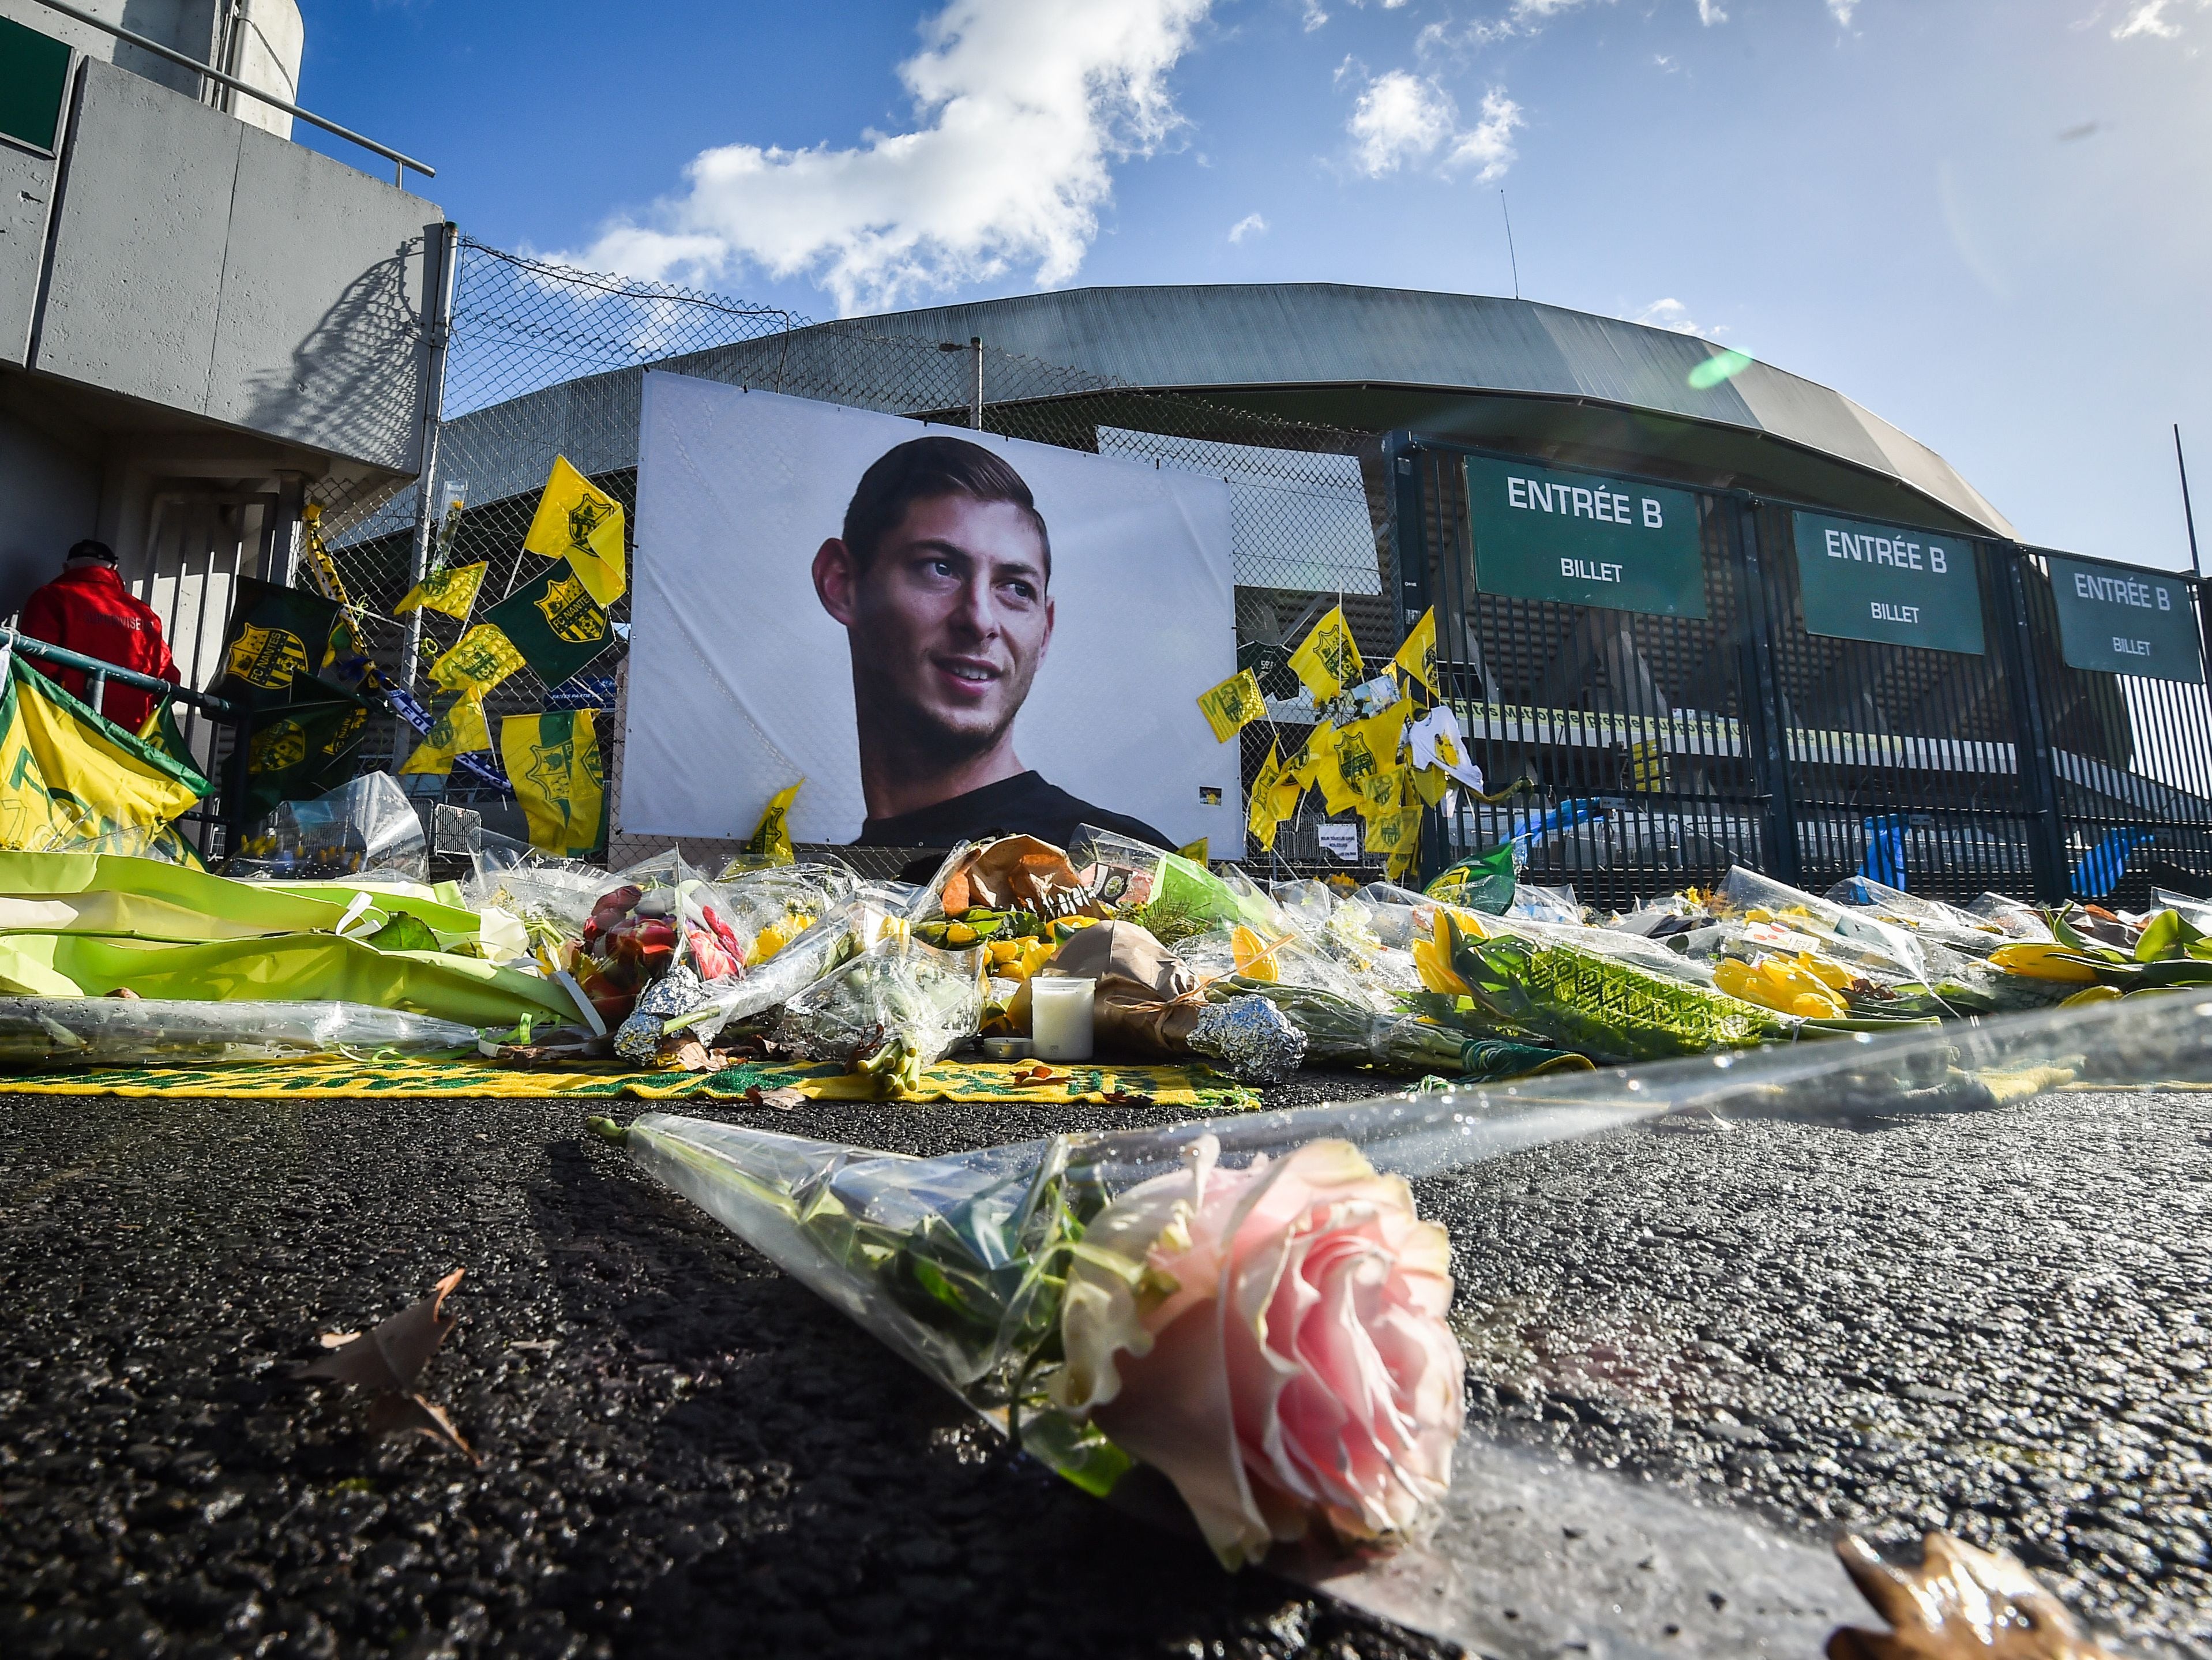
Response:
[1, 1075, 2206, 1659]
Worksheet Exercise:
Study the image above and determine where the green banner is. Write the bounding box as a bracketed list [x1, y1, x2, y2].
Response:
[1791, 512, 1985, 656]
[212, 577, 344, 707]
[2045, 555, 2203, 683]
[483, 567, 615, 690]
[242, 694, 369, 817]
[1464, 456, 1707, 619]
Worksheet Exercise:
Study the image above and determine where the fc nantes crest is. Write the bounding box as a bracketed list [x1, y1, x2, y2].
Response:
[214, 577, 344, 707]
[485, 566, 616, 690]
[534, 574, 610, 645]
[226, 624, 310, 692]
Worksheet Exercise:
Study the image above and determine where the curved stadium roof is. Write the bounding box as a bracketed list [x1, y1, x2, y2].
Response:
[838, 284, 2015, 539]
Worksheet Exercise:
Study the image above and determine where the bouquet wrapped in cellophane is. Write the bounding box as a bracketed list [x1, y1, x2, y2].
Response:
[603, 982, 2212, 1582]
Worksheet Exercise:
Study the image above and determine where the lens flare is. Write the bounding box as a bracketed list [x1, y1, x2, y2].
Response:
[1688, 349, 1753, 390]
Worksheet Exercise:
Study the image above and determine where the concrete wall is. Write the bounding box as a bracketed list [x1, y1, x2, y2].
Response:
[32, 56, 438, 474]
[0, 141, 59, 367]
[0, 399, 99, 616]
[0, 1, 303, 137]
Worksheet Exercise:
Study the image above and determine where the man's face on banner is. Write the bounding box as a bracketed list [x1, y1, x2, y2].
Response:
[817, 491, 1055, 760]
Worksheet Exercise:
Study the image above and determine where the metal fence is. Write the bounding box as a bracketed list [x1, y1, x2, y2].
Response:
[301, 234, 1392, 868]
[274, 235, 2212, 905]
[1391, 435, 2212, 911]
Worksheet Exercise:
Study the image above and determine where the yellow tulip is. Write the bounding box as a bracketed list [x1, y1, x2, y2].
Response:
[1989, 943, 2101, 983]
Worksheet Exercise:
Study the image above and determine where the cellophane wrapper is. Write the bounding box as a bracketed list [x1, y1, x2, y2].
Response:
[0, 997, 481, 1066]
[621, 986, 2212, 1561]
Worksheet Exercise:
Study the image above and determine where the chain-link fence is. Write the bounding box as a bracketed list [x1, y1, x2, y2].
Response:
[299, 236, 1399, 870]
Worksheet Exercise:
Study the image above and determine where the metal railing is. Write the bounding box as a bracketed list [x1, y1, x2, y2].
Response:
[25, 0, 435, 186]
[0, 624, 256, 858]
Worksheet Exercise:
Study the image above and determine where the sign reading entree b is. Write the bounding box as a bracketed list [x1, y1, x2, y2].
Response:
[1464, 456, 1707, 619]
[1791, 512, 1985, 656]
[2045, 555, 2203, 683]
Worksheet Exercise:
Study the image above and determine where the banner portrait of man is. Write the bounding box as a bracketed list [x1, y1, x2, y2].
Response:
[625, 377, 1240, 856]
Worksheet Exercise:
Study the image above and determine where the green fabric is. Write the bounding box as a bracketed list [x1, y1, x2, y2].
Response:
[241, 694, 369, 818]
[1425, 840, 1518, 914]
[483, 566, 616, 690]
[0, 852, 491, 952]
[0, 931, 572, 1026]
[213, 577, 344, 707]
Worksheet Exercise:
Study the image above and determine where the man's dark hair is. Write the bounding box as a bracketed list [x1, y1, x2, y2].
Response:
[841, 435, 1050, 581]
[66, 539, 117, 565]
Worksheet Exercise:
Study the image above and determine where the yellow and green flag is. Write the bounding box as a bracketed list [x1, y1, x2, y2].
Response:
[501, 709, 606, 859]
[427, 624, 526, 697]
[0, 655, 206, 858]
[241, 696, 369, 818]
[524, 456, 627, 607]
[1246, 741, 1293, 852]
[1354, 764, 1409, 823]
[745, 780, 803, 865]
[1177, 837, 1210, 866]
[1392, 607, 1439, 696]
[1287, 605, 1362, 703]
[399, 693, 492, 778]
[1195, 668, 1266, 743]
[483, 567, 615, 691]
[394, 561, 487, 622]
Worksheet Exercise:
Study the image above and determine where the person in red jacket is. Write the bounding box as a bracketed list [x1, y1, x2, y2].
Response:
[17, 540, 181, 733]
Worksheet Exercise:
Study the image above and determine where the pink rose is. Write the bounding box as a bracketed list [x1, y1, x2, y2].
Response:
[1051, 1135, 1463, 1568]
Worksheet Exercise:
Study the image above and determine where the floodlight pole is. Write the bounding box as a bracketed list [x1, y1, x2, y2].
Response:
[2179, 424, 2202, 580]
[970, 337, 984, 430]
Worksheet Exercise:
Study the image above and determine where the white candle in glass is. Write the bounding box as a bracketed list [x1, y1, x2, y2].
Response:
[1030, 975, 1095, 1062]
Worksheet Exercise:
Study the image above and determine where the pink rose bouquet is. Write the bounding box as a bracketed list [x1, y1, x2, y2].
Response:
[604, 1110, 1466, 1568]
[1053, 1136, 1463, 1567]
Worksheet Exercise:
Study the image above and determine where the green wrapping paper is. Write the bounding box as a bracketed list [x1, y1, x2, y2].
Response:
[0, 931, 572, 1026]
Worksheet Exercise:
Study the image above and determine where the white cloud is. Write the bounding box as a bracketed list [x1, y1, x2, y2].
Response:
[1229, 211, 1268, 242]
[2111, 0, 2211, 37]
[564, 0, 1212, 316]
[1827, 0, 1858, 22]
[1302, 0, 1329, 31]
[1346, 71, 1523, 181]
[1629, 297, 1726, 339]
[1446, 90, 1524, 181]
[1697, 0, 1727, 23]
[1347, 70, 1457, 174]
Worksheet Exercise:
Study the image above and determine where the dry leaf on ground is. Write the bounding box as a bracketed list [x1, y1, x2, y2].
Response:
[1827, 1531, 2115, 1659]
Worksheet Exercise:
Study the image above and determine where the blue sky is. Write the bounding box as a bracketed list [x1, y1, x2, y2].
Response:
[295, 0, 2210, 567]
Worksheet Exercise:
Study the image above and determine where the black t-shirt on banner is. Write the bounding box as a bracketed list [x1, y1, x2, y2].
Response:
[855, 770, 1171, 855]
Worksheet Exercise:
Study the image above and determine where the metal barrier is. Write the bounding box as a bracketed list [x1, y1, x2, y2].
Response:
[1389, 434, 2212, 909]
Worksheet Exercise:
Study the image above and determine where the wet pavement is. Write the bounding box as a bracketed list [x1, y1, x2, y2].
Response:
[1, 1077, 2206, 1658]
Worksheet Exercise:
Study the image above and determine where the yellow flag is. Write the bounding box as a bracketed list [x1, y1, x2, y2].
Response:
[1354, 765, 1409, 823]
[746, 780, 803, 865]
[500, 709, 606, 858]
[1306, 724, 1362, 816]
[1177, 837, 1210, 865]
[427, 624, 525, 696]
[1195, 669, 1266, 743]
[395, 561, 488, 621]
[1411, 764, 1451, 808]
[524, 456, 627, 607]
[1392, 608, 1439, 696]
[1286, 606, 1363, 703]
[399, 694, 491, 777]
[0, 656, 205, 858]
[1246, 741, 1290, 851]
[1332, 700, 1411, 788]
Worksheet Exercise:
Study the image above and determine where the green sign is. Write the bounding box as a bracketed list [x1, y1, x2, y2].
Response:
[0, 16, 70, 152]
[1464, 457, 1707, 619]
[1791, 512, 1985, 656]
[2046, 555, 2203, 683]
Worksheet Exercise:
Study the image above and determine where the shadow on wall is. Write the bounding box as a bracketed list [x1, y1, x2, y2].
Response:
[241, 239, 426, 472]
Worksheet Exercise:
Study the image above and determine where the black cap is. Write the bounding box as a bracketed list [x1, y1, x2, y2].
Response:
[66, 540, 117, 565]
